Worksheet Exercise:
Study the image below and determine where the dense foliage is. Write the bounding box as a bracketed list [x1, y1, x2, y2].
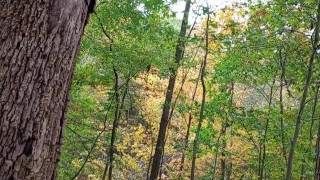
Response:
[59, 0, 320, 179]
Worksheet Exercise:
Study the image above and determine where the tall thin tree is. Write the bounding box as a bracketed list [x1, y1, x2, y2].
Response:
[190, 9, 210, 180]
[313, 74, 320, 179]
[179, 62, 202, 177]
[285, 1, 320, 179]
[149, 1, 191, 179]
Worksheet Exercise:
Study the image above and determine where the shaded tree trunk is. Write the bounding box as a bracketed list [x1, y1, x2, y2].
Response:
[149, 1, 191, 179]
[0, 0, 94, 179]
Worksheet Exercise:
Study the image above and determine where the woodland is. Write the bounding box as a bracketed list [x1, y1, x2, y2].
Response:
[1, 0, 320, 179]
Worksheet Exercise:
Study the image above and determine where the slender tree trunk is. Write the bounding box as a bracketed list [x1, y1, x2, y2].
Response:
[190, 12, 209, 180]
[220, 124, 227, 180]
[102, 68, 120, 180]
[301, 81, 319, 179]
[258, 143, 262, 179]
[226, 156, 233, 180]
[259, 77, 276, 180]
[285, 1, 320, 179]
[108, 84, 128, 180]
[146, 137, 155, 180]
[149, 2, 191, 179]
[102, 69, 128, 180]
[313, 75, 320, 179]
[211, 125, 226, 180]
[71, 94, 115, 180]
[178, 62, 202, 177]
[279, 50, 288, 165]
[0, 0, 94, 179]
[211, 145, 219, 180]
[97, 14, 116, 179]
[316, 126, 320, 180]
[226, 83, 235, 180]
[158, 21, 200, 179]
[226, 127, 233, 180]
[159, 67, 189, 179]
[220, 84, 234, 180]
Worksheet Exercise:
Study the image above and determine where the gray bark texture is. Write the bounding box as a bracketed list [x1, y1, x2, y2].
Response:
[0, 0, 94, 179]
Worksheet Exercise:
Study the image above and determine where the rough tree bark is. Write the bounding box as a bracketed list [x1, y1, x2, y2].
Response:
[0, 0, 95, 179]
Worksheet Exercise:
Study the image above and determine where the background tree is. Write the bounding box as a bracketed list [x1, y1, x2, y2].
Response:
[149, 1, 191, 179]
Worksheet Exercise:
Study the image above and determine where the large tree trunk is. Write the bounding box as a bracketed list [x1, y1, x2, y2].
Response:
[0, 0, 94, 179]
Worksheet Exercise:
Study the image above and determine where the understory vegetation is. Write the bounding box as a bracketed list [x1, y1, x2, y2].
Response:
[59, 0, 320, 179]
